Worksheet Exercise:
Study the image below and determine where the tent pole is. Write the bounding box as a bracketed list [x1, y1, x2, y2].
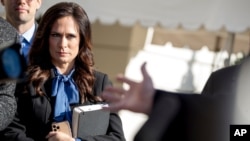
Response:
[211, 36, 221, 71]
[144, 27, 154, 49]
[224, 32, 235, 67]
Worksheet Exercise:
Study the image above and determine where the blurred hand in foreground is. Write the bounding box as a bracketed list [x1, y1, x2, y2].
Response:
[101, 62, 155, 115]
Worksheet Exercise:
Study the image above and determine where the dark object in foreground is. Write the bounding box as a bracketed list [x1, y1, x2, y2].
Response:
[0, 17, 26, 81]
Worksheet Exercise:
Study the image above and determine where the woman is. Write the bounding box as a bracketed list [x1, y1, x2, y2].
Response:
[1, 2, 125, 141]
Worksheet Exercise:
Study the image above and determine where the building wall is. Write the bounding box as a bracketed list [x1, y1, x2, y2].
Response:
[91, 21, 147, 86]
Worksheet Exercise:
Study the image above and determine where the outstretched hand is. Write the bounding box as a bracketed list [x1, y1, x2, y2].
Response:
[101, 62, 155, 115]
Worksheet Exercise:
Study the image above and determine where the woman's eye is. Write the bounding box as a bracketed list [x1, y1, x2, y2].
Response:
[50, 33, 60, 37]
[67, 34, 76, 39]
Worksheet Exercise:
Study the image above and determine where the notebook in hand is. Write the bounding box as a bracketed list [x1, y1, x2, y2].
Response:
[72, 104, 110, 139]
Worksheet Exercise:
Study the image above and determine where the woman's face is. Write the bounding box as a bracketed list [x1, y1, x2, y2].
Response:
[49, 16, 80, 68]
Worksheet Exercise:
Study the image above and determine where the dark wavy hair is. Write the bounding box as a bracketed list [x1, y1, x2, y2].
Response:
[27, 2, 98, 103]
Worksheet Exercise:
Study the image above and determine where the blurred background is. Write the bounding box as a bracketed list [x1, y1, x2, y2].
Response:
[1, 0, 250, 140]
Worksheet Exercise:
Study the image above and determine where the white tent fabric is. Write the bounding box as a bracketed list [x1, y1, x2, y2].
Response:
[38, 0, 250, 33]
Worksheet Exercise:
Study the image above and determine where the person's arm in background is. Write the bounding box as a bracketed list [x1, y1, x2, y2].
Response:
[0, 82, 16, 131]
[101, 62, 154, 115]
[101, 61, 232, 141]
[103, 62, 224, 140]
[102, 62, 199, 115]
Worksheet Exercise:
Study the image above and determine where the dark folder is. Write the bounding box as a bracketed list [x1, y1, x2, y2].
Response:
[72, 104, 110, 139]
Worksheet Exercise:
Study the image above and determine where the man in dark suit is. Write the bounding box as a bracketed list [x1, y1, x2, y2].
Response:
[1, 0, 42, 62]
[102, 58, 250, 141]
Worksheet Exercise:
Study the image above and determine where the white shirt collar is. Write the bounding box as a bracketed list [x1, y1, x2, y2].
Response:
[21, 23, 35, 43]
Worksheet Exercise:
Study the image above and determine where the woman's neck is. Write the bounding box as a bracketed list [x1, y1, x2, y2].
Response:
[54, 63, 74, 75]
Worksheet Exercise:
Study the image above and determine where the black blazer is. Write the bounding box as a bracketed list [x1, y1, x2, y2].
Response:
[1, 71, 126, 141]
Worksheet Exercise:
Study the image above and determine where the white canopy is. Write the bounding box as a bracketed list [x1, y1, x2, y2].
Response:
[37, 0, 250, 33]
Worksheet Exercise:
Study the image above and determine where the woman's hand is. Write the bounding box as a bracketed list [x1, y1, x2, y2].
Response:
[46, 131, 75, 141]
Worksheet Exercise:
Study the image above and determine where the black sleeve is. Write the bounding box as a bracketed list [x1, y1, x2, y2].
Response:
[0, 82, 17, 131]
[145, 90, 229, 141]
[134, 90, 181, 141]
